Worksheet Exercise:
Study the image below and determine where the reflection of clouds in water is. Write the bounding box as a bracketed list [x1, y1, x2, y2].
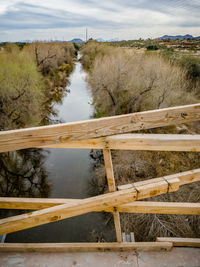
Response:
[52, 61, 94, 123]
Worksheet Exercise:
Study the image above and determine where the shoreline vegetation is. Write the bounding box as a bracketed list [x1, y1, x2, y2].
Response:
[81, 40, 200, 241]
[0, 42, 76, 130]
[0, 41, 76, 201]
[0, 39, 200, 241]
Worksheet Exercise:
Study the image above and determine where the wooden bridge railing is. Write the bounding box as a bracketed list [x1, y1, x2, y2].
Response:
[0, 103, 200, 252]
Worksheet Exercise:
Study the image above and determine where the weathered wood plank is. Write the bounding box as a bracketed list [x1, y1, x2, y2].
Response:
[0, 242, 173, 252]
[113, 212, 122, 242]
[1, 103, 200, 152]
[116, 201, 200, 215]
[0, 175, 180, 235]
[157, 237, 200, 247]
[0, 188, 137, 235]
[1, 168, 199, 235]
[1, 198, 199, 215]
[0, 197, 77, 210]
[103, 149, 122, 242]
[42, 134, 200, 152]
[103, 149, 116, 192]
[118, 169, 200, 190]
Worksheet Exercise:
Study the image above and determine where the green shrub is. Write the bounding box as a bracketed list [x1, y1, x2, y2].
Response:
[0, 48, 45, 130]
[178, 56, 200, 81]
[146, 45, 158, 50]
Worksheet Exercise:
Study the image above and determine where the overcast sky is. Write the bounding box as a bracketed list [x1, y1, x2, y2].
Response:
[0, 0, 199, 42]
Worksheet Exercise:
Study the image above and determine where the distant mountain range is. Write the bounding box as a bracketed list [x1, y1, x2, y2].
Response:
[3, 35, 200, 44]
[95, 38, 119, 42]
[158, 34, 200, 40]
[69, 38, 85, 43]
[69, 38, 119, 43]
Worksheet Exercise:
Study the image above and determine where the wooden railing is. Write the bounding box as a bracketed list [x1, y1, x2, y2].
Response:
[0, 103, 200, 252]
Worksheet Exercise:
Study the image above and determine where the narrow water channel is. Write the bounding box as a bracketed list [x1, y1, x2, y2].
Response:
[6, 59, 115, 243]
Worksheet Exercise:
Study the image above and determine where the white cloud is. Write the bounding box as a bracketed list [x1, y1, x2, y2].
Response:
[0, 0, 199, 41]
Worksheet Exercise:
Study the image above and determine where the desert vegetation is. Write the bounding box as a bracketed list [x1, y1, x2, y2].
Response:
[82, 41, 200, 241]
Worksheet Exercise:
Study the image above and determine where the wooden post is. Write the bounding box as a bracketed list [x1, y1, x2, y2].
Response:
[103, 148, 122, 242]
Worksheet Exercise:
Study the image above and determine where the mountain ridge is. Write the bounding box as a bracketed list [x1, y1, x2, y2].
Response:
[158, 34, 200, 40]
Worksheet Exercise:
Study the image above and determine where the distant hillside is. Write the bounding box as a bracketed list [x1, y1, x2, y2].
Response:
[96, 38, 119, 42]
[159, 34, 200, 40]
[69, 38, 84, 43]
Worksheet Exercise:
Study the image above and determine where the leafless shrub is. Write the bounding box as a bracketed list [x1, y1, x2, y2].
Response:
[88, 50, 197, 116]
[24, 42, 75, 75]
[86, 46, 200, 241]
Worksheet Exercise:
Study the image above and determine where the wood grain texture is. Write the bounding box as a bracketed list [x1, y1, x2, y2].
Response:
[0, 242, 173, 252]
[103, 149, 122, 242]
[1, 103, 200, 152]
[118, 169, 200, 190]
[103, 149, 116, 192]
[1, 168, 200, 234]
[41, 134, 200, 152]
[156, 237, 200, 247]
[1, 198, 199, 215]
[0, 174, 180, 235]
[115, 201, 200, 215]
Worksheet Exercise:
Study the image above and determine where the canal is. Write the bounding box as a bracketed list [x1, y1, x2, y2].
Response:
[5, 59, 115, 243]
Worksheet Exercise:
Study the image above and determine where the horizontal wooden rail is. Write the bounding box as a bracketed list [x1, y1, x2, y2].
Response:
[157, 237, 200, 247]
[0, 173, 181, 234]
[1, 169, 200, 235]
[0, 103, 200, 152]
[41, 134, 200, 151]
[1, 198, 200, 215]
[115, 201, 200, 215]
[0, 242, 173, 252]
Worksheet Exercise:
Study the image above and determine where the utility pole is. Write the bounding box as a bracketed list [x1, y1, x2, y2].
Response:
[86, 28, 88, 42]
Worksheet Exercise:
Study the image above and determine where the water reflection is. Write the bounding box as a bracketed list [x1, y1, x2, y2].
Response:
[0, 149, 50, 198]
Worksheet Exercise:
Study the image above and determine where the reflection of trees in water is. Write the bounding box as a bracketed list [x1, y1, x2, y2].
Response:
[87, 150, 117, 242]
[41, 82, 71, 126]
[88, 149, 107, 197]
[0, 148, 50, 198]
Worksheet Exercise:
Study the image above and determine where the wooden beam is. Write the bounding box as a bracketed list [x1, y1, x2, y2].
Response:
[118, 169, 200, 190]
[103, 149, 116, 192]
[0, 174, 180, 235]
[157, 237, 200, 248]
[115, 201, 200, 215]
[0, 197, 77, 210]
[1, 168, 199, 235]
[41, 134, 200, 152]
[103, 149, 122, 242]
[0, 242, 173, 252]
[0, 103, 200, 152]
[1, 198, 200, 215]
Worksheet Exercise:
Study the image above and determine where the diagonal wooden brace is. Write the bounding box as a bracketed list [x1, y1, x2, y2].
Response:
[0, 168, 199, 235]
[0, 176, 180, 235]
